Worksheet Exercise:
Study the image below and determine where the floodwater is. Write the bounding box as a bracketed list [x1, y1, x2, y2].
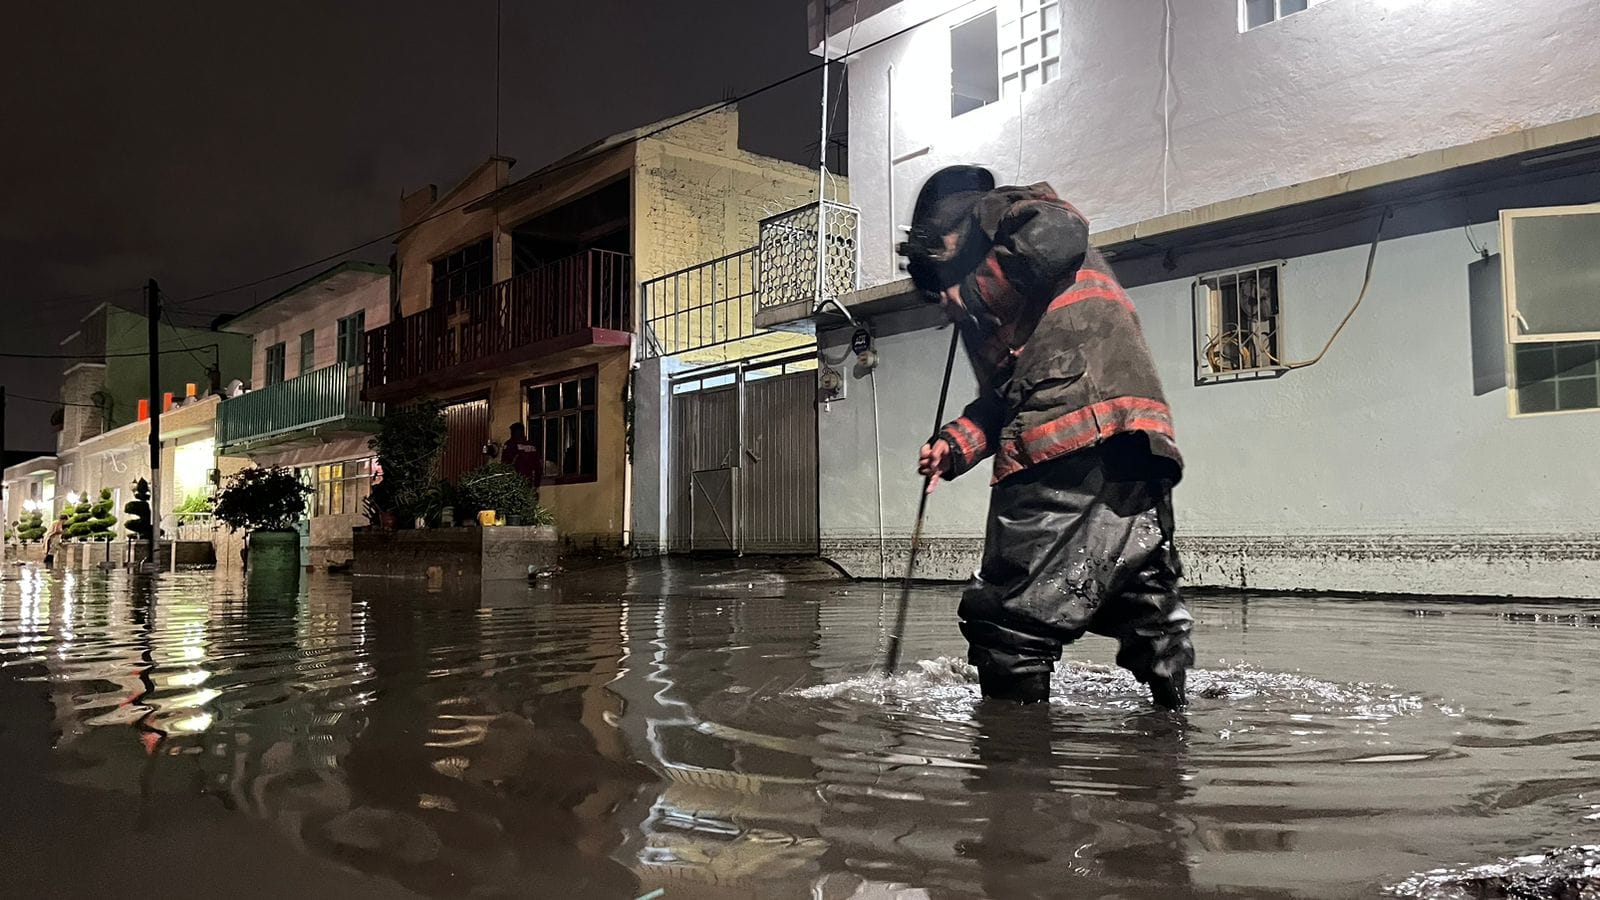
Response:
[1, 561, 1597, 899]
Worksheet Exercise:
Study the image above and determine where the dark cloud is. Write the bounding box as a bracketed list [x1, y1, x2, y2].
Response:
[0, 0, 828, 448]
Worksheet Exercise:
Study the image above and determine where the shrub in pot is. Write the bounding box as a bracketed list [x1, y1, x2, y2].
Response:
[213, 466, 311, 582]
[125, 478, 154, 542]
[457, 462, 553, 527]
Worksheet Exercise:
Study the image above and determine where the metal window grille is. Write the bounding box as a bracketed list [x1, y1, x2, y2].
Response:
[998, 0, 1061, 98]
[757, 201, 860, 312]
[1195, 263, 1285, 381]
[527, 372, 598, 482]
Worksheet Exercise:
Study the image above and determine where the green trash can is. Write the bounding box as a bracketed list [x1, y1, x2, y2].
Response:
[247, 530, 301, 588]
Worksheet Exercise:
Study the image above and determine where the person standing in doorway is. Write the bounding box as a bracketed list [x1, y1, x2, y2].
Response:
[500, 422, 543, 496]
[899, 165, 1194, 709]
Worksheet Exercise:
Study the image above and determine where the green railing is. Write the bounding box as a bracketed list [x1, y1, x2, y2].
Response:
[218, 362, 381, 450]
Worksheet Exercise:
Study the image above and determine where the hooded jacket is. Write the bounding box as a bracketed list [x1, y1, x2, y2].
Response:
[930, 183, 1182, 484]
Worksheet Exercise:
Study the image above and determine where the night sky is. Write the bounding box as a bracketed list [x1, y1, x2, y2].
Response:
[0, 0, 833, 450]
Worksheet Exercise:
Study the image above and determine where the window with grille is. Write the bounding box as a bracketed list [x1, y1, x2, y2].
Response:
[430, 237, 493, 309]
[299, 330, 316, 376]
[1241, 0, 1326, 31]
[1503, 204, 1600, 415]
[999, 0, 1060, 99]
[337, 311, 365, 365]
[311, 459, 374, 517]
[265, 343, 286, 385]
[526, 370, 598, 483]
[1194, 264, 1284, 380]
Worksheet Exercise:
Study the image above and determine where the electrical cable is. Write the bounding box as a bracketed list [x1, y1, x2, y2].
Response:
[7, 391, 104, 409]
[0, 345, 220, 361]
[163, 4, 970, 314]
[1281, 208, 1391, 370]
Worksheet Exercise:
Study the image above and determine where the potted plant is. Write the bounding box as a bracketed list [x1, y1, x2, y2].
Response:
[125, 478, 154, 543]
[457, 462, 554, 529]
[213, 466, 311, 583]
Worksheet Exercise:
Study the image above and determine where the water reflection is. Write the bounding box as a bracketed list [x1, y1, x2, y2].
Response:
[1, 565, 1599, 898]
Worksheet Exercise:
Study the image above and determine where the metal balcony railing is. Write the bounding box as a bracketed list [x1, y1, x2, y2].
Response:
[637, 202, 859, 360]
[218, 362, 379, 451]
[364, 249, 631, 394]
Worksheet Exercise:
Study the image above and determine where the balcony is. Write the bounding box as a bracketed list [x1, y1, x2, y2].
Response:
[364, 248, 632, 402]
[218, 362, 381, 454]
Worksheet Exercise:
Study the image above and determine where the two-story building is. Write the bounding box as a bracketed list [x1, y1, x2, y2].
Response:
[217, 261, 390, 568]
[366, 104, 820, 553]
[764, 0, 1600, 597]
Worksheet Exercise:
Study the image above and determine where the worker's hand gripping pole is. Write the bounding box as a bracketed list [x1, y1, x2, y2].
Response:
[883, 327, 962, 676]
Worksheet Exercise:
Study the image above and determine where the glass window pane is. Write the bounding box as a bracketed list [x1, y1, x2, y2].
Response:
[527, 386, 542, 415]
[1041, 3, 1059, 30]
[1021, 38, 1036, 66]
[544, 419, 561, 471]
[1517, 343, 1557, 383]
[1040, 58, 1060, 84]
[1020, 11, 1036, 38]
[1509, 211, 1600, 337]
[544, 385, 560, 412]
[1246, 0, 1275, 28]
[580, 376, 596, 406]
[1558, 377, 1599, 411]
[1280, 0, 1308, 14]
[561, 414, 579, 476]
[1555, 340, 1600, 377]
[1519, 379, 1558, 414]
[580, 410, 597, 477]
[1041, 32, 1059, 61]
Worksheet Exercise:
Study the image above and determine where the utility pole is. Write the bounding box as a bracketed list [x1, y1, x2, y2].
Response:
[1, 385, 6, 567]
[146, 279, 162, 570]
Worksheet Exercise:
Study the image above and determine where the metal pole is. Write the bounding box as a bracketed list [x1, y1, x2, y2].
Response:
[814, 6, 831, 313]
[883, 328, 961, 676]
[146, 279, 162, 571]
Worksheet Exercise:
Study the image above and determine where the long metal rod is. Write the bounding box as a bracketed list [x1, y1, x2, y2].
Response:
[883, 327, 961, 676]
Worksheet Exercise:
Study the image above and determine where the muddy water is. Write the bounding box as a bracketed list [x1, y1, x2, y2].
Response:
[1, 561, 1597, 899]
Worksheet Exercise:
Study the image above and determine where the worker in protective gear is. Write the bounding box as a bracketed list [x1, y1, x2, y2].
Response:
[899, 165, 1194, 709]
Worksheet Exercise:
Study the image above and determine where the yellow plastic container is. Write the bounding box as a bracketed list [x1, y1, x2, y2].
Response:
[477, 510, 497, 527]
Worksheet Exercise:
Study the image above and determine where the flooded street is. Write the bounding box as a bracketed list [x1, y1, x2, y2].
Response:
[1, 560, 1598, 899]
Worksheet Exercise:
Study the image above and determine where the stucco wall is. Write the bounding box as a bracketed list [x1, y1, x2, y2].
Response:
[844, 0, 1600, 285]
[817, 220, 1600, 597]
[246, 276, 391, 387]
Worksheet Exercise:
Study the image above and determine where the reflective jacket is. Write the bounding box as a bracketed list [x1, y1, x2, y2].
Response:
[935, 183, 1182, 484]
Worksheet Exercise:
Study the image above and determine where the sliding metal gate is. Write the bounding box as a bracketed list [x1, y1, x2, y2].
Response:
[668, 354, 818, 554]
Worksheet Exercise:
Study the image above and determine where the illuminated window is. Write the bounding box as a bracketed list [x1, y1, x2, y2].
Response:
[1241, 0, 1327, 31]
[312, 459, 373, 516]
[1194, 263, 1284, 381]
[526, 370, 598, 483]
[998, 0, 1060, 99]
[1503, 204, 1600, 415]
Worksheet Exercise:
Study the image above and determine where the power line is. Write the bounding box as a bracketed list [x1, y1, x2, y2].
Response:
[8, 391, 103, 410]
[0, 344, 220, 361]
[164, 5, 958, 312]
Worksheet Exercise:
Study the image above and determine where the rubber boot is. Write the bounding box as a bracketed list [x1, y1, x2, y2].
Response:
[978, 670, 1050, 704]
[1147, 669, 1187, 711]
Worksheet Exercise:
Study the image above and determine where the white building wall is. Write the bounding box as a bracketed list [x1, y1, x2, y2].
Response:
[818, 218, 1600, 598]
[843, 0, 1600, 285]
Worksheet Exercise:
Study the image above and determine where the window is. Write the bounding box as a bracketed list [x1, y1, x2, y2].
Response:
[998, 0, 1060, 99]
[265, 342, 286, 385]
[311, 459, 374, 517]
[1504, 204, 1600, 415]
[299, 330, 316, 376]
[951, 11, 1000, 116]
[527, 370, 598, 482]
[1194, 264, 1284, 380]
[337, 311, 365, 366]
[431, 238, 493, 309]
[1241, 0, 1325, 31]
